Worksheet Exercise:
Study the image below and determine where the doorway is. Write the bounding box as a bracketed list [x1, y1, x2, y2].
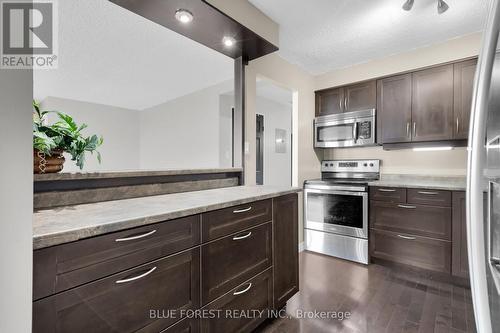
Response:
[255, 78, 293, 186]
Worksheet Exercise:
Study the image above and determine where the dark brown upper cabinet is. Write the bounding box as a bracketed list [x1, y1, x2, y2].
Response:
[411, 64, 454, 142]
[344, 81, 377, 112]
[316, 87, 344, 116]
[316, 81, 376, 116]
[377, 74, 412, 143]
[454, 59, 477, 139]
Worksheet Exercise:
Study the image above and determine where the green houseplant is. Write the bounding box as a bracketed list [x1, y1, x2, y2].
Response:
[33, 101, 103, 174]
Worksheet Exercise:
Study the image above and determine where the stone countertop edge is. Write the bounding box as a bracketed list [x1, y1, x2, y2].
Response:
[33, 186, 301, 250]
[367, 175, 467, 191]
[34, 167, 244, 181]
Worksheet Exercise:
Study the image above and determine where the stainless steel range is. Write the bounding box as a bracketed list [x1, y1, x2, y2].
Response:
[304, 159, 380, 264]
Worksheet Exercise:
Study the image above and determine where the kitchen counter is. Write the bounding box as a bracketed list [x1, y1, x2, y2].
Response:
[368, 174, 466, 191]
[33, 185, 301, 250]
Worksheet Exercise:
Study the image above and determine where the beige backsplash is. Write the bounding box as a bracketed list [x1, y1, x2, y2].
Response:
[322, 146, 468, 176]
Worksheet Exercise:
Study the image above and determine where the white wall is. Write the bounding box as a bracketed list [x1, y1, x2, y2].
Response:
[42, 97, 141, 172]
[219, 94, 234, 167]
[0, 69, 33, 332]
[139, 80, 233, 169]
[256, 96, 292, 186]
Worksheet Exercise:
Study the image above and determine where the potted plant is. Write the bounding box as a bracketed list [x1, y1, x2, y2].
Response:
[33, 101, 103, 174]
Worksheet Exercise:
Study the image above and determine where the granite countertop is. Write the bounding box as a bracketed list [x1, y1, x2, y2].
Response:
[33, 185, 301, 250]
[368, 174, 467, 191]
[34, 167, 243, 181]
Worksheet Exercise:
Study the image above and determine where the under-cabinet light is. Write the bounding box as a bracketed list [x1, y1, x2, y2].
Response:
[413, 146, 453, 152]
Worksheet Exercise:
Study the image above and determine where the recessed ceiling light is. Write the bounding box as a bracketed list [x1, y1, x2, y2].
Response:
[413, 146, 453, 152]
[175, 9, 193, 24]
[222, 36, 236, 48]
[402, 0, 414, 11]
[437, 0, 449, 14]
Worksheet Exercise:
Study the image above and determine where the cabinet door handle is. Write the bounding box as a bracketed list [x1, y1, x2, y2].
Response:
[233, 231, 252, 241]
[397, 235, 416, 240]
[378, 188, 396, 192]
[456, 117, 460, 133]
[115, 229, 157, 242]
[406, 122, 410, 138]
[339, 99, 342, 110]
[115, 266, 157, 284]
[344, 97, 347, 110]
[233, 206, 252, 214]
[413, 122, 417, 137]
[418, 191, 439, 195]
[397, 204, 417, 209]
[233, 283, 252, 296]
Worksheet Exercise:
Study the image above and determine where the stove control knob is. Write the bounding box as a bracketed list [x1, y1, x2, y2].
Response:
[329, 163, 334, 167]
[363, 163, 368, 167]
[369, 163, 374, 167]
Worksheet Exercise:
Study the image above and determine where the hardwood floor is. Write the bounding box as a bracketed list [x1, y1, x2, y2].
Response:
[258, 251, 476, 333]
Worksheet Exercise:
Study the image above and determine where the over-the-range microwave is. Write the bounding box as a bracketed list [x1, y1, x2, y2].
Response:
[314, 109, 376, 148]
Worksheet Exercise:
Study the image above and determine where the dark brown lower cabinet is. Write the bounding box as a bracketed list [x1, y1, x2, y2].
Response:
[370, 229, 451, 273]
[33, 248, 200, 333]
[160, 318, 200, 333]
[201, 269, 273, 333]
[273, 193, 299, 309]
[452, 191, 469, 279]
[201, 223, 272, 305]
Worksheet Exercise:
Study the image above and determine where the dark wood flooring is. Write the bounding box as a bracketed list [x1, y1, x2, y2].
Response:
[258, 251, 476, 333]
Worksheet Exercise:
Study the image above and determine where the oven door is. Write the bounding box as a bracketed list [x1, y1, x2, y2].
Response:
[304, 188, 368, 239]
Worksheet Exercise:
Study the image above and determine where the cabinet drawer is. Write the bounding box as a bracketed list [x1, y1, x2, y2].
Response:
[201, 223, 272, 305]
[34, 215, 201, 300]
[202, 199, 272, 241]
[369, 187, 406, 203]
[370, 229, 451, 273]
[160, 318, 200, 333]
[201, 269, 273, 333]
[370, 201, 451, 240]
[33, 248, 200, 333]
[407, 188, 451, 207]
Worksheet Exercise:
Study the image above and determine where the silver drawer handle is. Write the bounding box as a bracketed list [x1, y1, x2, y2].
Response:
[115, 229, 157, 242]
[378, 188, 396, 192]
[417, 191, 439, 195]
[397, 235, 416, 240]
[233, 232, 252, 241]
[233, 283, 252, 296]
[397, 204, 417, 209]
[115, 266, 157, 284]
[233, 206, 252, 214]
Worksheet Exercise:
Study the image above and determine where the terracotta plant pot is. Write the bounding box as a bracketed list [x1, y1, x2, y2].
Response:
[34, 149, 65, 174]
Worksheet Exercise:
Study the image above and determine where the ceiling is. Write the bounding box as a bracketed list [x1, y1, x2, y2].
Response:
[34, 0, 234, 110]
[249, 0, 490, 75]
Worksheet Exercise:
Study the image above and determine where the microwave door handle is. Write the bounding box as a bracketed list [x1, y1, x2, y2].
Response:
[353, 122, 358, 143]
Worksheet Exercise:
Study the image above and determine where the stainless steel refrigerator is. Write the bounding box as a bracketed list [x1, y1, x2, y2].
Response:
[468, 0, 500, 332]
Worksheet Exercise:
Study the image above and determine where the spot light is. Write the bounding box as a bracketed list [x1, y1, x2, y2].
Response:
[222, 36, 236, 48]
[175, 9, 193, 24]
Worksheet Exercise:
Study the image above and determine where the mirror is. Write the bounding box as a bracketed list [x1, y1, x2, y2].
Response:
[34, 0, 235, 173]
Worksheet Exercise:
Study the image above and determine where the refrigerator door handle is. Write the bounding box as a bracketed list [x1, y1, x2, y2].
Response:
[467, 0, 500, 332]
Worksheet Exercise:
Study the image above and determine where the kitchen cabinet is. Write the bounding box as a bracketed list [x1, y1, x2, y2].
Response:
[370, 186, 452, 274]
[33, 193, 299, 333]
[315, 81, 376, 116]
[273, 193, 299, 310]
[411, 64, 454, 142]
[377, 74, 412, 143]
[452, 191, 469, 279]
[454, 59, 477, 139]
[316, 87, 344, 116]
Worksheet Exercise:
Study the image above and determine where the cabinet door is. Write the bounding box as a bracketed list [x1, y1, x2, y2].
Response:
[201, 269, 273, 333]
[452, 191, 469, 279]
[453, 59, 477, 139]
[377, 74, 412, 143]
[273, 193, 299, 309]
[33, 249, 200, 333]
[412, 65, 454, 141]
[315, 88, 344, 116]
[345, 80, 376, 112]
